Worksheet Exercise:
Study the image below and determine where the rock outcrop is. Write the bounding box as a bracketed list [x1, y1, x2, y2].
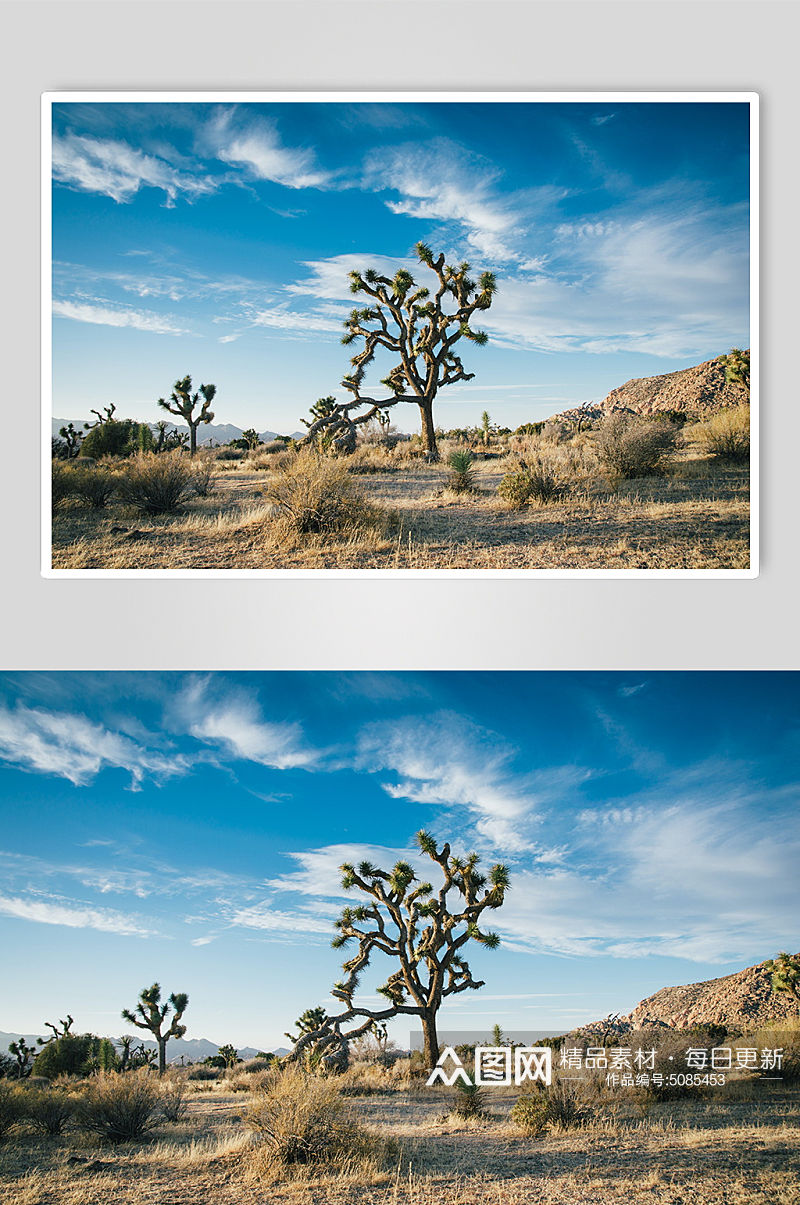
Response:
[620, 955, 798, 1033]
[556, 352, 749, 426]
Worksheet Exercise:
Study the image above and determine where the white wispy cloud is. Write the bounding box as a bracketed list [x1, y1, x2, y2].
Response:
[52, 300, 188, 336]
[358, 712, 588, 853]
[178, 677, 316, 770]
[367, 139, 521, 262]
[266, 842, 412, 898]
[52, 132, 217, 205]
[0, 703, 189, 788]
[227, 902, 335, 937]
[497, 785, 800, 964]
[0, 893, 152, 937]
[205, 108, 332, 190]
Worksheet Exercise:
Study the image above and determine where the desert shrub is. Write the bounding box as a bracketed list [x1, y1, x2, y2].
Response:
[69, 467, 118, 509]
[51, 463, 76, 509]
[190, 457, 215, 497]
[22, 1085, 76, 1135]
[0, 1082, 23, 1139]
[696, 404, 750, 462]
[82, 419, 153, 459]
[215, 446, 245, 461]
[265, 450, 383, 535]
[446, 449, 476, 494]
[33, 1034, 99, 1080]
[159, 1077, 187, 1123]
[117, 453, 196, 515]
[187, 1065, 221, 1081]
[77, 1071, 160, 1144]
[511, 1090, 550, 1135]
[498, 455, 565, 508]
[596, 414, 678, 481]
[245, 1066, 363, 1165]
[511, 1077, 590, 1134]
[241, 1057, 274, 1074]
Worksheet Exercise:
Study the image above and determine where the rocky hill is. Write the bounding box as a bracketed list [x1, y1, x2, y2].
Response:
[557, 352, 749, 425]
[575, 955, 799, 1039]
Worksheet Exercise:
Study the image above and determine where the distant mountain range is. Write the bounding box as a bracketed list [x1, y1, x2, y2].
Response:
[52, 419, 305, 446]
[0, 1031, 288, 1064]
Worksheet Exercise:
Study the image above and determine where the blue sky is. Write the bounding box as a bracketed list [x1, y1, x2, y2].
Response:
[1, 671, 795, 1050]
[50, 98, 751, 436]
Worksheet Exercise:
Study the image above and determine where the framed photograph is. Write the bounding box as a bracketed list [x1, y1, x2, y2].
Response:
[42, 92, 757, 577]
[1, 669, 796, 1195]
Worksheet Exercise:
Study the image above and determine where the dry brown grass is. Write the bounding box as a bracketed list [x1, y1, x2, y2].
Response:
[0, 1080, 796, 1205]
[50, 434, 750, 571]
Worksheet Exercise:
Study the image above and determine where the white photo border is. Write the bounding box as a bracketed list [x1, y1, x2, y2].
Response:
[41, 90, 759, 580]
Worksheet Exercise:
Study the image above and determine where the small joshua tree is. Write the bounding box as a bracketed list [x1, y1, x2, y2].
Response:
[121, 984, 189, 1075]
[765, 952, 800, 1008]
[217, 1044, 241, 1069]
[241, 428, 261, 451]
[58, 423, 84, 458]
[301, 244, 497, 461]
[8, 1039, 34, 1079]
[157, 375, 216, 456]
[481, 410, 491, 446]
[287, 830, 509, 1068]
[719, 347, 750, 393]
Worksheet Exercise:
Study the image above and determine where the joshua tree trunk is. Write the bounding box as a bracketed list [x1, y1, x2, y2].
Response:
[189, 423, 198, 457]
[421, 1012, 440, 1068]
[418, 400, 439, 461]
[157, 1038, 167, 1076]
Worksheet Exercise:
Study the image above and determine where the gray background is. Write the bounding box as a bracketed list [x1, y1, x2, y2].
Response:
[1, 0, 795, 670]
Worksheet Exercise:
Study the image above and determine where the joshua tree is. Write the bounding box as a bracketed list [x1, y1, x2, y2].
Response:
[301, 396, 340, 438]
[216, 1044, 241, 1069]
[481, 410, 491, 446]
[8, 1038, 34, 1079]
[241, 428, 261, 451]
[287, 830, 509, 1068]
[765, 952, 800, 1007]
[157, 375, 216, 456]
[38, 1015, 74, 1045]
[84, 403, 117, 429]
[121, 983, 189, 1075]
[301, 244, 497, 461]
[118, 1034, 134, 1071]
[58, 423, 84, 458]
[719, 347, 750, 393]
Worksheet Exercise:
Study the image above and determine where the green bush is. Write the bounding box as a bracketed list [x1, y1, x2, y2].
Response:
[511, 1089, 549, 1134]
[33, 1034, 98, 1079]
[596, 414, 678, 481]
[81, 419, 154, 459]
[77, 1072, 160, 1144]
[117, 452, 196, 515]
[696, 404, 750, 462]
[446, 449, 476, 494]
[22, 1085, 76, 1135]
